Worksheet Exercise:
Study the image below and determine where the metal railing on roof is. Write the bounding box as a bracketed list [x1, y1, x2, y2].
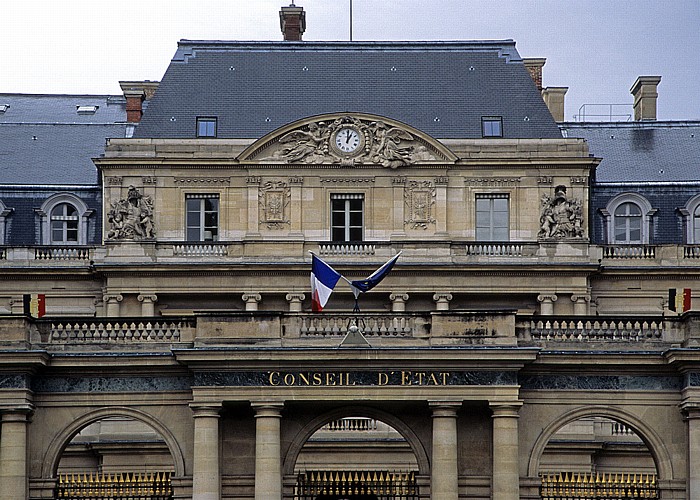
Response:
[574, 104, 632, 122]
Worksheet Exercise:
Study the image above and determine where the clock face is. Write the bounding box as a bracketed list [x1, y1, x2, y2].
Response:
[334, 127, 361, 153]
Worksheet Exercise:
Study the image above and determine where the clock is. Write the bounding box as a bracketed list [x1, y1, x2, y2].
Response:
[333, 127, 362, 154]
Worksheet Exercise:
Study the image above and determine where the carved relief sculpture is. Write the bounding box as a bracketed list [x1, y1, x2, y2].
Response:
[259, 180, 290, 229]
[106, 185, 156, 241]
[263, 116, 439, 167]
[404, 180, 436, 229]
[538, 185, 585, 240]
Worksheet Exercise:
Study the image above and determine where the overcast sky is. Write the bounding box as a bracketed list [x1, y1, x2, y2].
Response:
[3, 0, 699, 121]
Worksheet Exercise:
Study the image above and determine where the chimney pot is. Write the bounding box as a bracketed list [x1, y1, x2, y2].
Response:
[630, 76, 661, 121]
[280, 4, 306, 41]
[542, 87, 568, 122]
[119, 81, 159, 123]
[523, 58, 546, 91]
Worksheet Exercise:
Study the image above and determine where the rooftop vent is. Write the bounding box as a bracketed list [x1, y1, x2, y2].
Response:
[0, 104, 9, 114]
[76, 105, 99, 115]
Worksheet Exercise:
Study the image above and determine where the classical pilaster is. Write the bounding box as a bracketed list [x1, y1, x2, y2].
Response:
[430, 402, 460, 500]
[433, 293, 453, 311]
[683, 404, 700, 499]
[246, 176, 261, 237]
[242, 293, 262, 311]
[253, 403, 284, 500]
[137, 294, 158, 316]
[390, 293, 409, 312]
[490, 402, 522, 500]
[537, 294, 557, 316]
[0, 408, 32, 500]
[571, 294, 590, 316]
[288, 176, 303, 235]
[191, 404, 222, 500]
[434, 177, 449, 235]
[392, 176, 406, 237]
[103, 294, 123, 317]
[286, 293, 305, 312]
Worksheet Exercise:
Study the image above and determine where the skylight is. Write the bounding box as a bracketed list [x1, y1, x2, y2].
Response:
[0, 104, 9, 114]
[76, 105, 99, 115]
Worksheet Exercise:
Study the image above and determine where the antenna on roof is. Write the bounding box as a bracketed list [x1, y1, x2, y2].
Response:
[350, 0, 353, 41]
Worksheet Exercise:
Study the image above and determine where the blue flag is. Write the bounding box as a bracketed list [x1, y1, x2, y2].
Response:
[350, 252, 401, 296]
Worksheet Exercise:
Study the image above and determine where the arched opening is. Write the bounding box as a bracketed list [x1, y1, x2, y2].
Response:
[54, 416, 176, 500]
[538, 416, 659, 499]
[293, 416, 419, 500]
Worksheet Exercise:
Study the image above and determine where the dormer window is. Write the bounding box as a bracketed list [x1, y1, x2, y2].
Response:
[76, 105, 99, 115]
[482, 116, 503, 138]
[197, 117, 218, 138]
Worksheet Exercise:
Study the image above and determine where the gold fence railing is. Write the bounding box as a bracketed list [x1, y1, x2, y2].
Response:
[295, 470, 418, 499]
[540, 472, 658, 499]
[55, 471, 172, 500]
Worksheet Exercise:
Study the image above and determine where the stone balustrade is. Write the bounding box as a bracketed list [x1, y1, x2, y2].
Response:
[34, 317, 195, 345]
[516, 315, 666, 343]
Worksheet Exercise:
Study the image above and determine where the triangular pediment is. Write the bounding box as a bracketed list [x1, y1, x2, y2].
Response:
[239, 113, 458, 167]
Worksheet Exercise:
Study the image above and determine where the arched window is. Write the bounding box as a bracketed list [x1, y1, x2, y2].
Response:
[0, 199, 12, 245]
[602, 193, 654, 244]
[694, 205, 700, 243]
[39, 194, 92, 245]
[50, 203, 80, 243]
[613, 202, 642, 243]
[682, 194, 700, 244]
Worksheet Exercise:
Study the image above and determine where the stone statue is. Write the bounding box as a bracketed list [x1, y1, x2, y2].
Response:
[538, 185, 584, 239]
[106, 186, 156, 241]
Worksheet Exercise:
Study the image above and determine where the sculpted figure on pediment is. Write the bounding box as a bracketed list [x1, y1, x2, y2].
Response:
[538, 185, 584, 240]
[106, 186, 156, 241]
[261, 116, 440, 167]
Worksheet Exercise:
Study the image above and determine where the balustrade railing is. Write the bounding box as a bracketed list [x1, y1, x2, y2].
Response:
[324, 417, 379, 432]
[56, 471, 172, 500]
[318, 243, 376, 256]
[519, 316, 664, 342]
[295, 470, 418, 500]
[172, 242, 229, 257]
[684, 245, 700, 258]
[602, 245, 656, 259]
[466, 242, 530, 256]
[34, 246, 92, 260]
[0, 247, 5, 260]
[540, 472, 658, 499]
[299, 314, 416, 337]
[38, 317, 194, 343]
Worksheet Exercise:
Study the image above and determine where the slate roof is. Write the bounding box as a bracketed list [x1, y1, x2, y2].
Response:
[561, 121, 700, 183]
[135, 40, 562, 140]
[0, 94, 129, 185]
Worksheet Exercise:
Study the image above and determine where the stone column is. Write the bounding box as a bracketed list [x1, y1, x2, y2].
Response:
[433, 293, 453, 311]
[137, 294, 158, 316]
[537, 294, 557, 316]
[286, 293, 305, 312]
[390, 293, 409, 312]
[191, 404, 222, 500]
[571, 294, 590, 316]
[242, 293, 262, 311]
[490, 403, 522, 500]
[0, 408, 32, 500]
[253, 403, 284, 500]
[683, 404, 700, 499]
[430, 403, 460, 500]
[103, 294, 123, 317]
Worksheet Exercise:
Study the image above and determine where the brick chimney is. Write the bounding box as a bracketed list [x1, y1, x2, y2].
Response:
[542, 87, 568, 122]
[630, 76, 661, 121]
[280, 3, 306, 41]
[119, 81, 159, 123]
[523, 58, 546, 91]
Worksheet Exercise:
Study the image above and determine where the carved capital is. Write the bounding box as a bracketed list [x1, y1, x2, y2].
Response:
[570, 294, 591, 303]
[433, 293, 453, 303]
[190, 403, 222, 419]
[103, 294, 123, 304]
[246, 176, 262, 185]
[242, 293, 262, 303]
[137, 294, 158, 303]
[390, 293, 409, 303]
[288, 176, 304, 185]
[286, 293, 305, 303]
[489, 401, 523, 418]
[537, 294, 558, 303]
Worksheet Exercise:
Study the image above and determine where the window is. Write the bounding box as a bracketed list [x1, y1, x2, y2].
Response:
[0, 200, 11, 245]
[39, 194, 91, 245]
[51, 203, 79, 243]
[196, 117, 217, 138]
[682, 194, 700, 244]
[613, 202, 642, 243]
[603, 193, 653, 245]
[482, 117, 503, 138]
[476, 194, 509, 241]
[186, 194, 219, 241]
[694, 206, 700, 243]
[331, 194, 364, 242]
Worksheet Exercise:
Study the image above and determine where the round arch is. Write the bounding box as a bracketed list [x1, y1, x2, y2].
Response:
[42, 407, 186, 478]
[283, 405, 430, 476]
[526, 405, 674, 480]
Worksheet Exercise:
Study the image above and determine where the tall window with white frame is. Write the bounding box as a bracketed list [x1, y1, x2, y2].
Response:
[694, 205, 700, 243]
[186, 194, 219, 242]
[475, 193, 509, 241]
[331, 194, 364, 242]
[613, 202, 642, 243]
[50, 203, 79, 244]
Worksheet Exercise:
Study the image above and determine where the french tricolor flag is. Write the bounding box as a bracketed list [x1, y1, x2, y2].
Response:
[310, 253, 342, 312]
